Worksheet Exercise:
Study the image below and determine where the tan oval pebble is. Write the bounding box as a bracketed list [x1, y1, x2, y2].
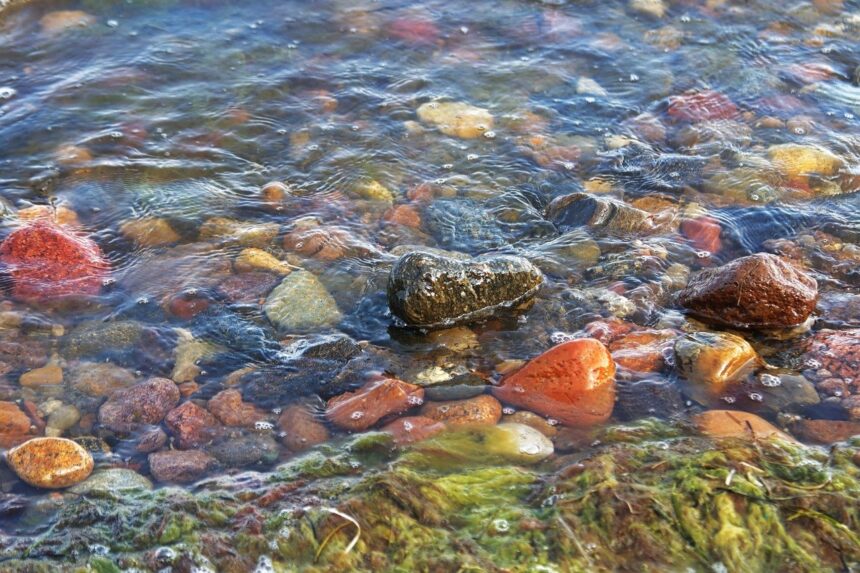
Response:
[693, 410, 794, 442]
[6, 437, 94, 489]
[420, 394, 502, 427]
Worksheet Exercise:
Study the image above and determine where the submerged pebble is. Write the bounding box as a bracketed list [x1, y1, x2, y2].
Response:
[5, 437, 93, 489]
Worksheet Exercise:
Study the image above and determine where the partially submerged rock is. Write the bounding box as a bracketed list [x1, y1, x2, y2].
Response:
[5, 437, 93, 489]
[493, 338, 616, 427]
[387, 251, 543, 329]
[678, 253, 818, 329]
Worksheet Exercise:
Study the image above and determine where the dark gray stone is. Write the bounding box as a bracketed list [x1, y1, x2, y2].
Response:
[387, 251, 543, 329]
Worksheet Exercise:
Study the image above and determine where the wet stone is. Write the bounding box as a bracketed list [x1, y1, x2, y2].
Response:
[326, 378, 424, 432]
[614, 378, 685, 421]
[678, 253, 818, 329]
[277, 402, 329, 452]
[264, 270, 343, 331]
[68, 362, 138, 398]
[674, 331, 760, 405]
[5, 437, 94, 489]
[545, 193, 663, 235]
[148, 449, 216, 484]
[381, 416, 446, 445]
[420, 395, 502, 427]
[68, 468, 153, 495]
[387, 251, 543, 329]
[493, 338, 616, 428]
[207, 433, 279, 468]
[98, 377, 180, 433]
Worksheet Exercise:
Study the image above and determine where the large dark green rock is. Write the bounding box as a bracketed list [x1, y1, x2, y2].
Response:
[387, 251, 543, 329]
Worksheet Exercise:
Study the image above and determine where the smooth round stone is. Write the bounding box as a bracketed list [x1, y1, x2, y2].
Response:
[68, 468, 153, 495]
[264, 270, 342, 331]
[674, 331, 761, 404]
[5, 437, 94, 489]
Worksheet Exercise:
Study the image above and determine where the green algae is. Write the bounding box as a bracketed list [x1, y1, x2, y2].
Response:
[2, 423, 858, 573]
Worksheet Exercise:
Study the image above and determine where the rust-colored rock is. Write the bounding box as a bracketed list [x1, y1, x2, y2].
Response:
[0, 222, 109, 303]
[148, 449, 216, 484]
[164, 401, 221, 449]
[680, 216, 721, 254]
[0, 401, 35, 448]
[5, 437, 93, 489]
[804, 329, 860, 381]
[493, 338, 616, 427]
[609, 329, 676, 372]
[208, 389, 267, 427]
[420, 395, 502, 427]
[693, 410, 793, 442]
[325, 378, 424, 431]
[98, 377, 180, 433]
[381, 416, 446, 444]
[278, 403, 329, 452]
[791, 419, 860, 444]
[678, 253, 817, 329]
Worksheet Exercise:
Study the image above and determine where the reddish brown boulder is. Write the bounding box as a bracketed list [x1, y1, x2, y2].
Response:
[0, 222, 109, 303]
[680, 216, 721, 254]
[493, 338, 616, 427]
[420, 395, 502, 427]
[278, 403, 329, 452]
[791, 419, 860, 444]
[208, 389, 267, 427]
[326, 378, 424, 431]
[678, 253, 817, 329]
[0, 401, 35, 448]
[164, 401, 221, 449]
[98, 378, 180, 433]
[381, 416, 446, 445]
[148, 449, 216, 484]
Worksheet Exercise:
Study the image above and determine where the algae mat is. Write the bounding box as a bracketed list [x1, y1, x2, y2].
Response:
[2, 421, 858, 572]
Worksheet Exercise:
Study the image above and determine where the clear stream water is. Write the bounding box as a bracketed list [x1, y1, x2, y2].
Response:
[0, 0, 859, 567]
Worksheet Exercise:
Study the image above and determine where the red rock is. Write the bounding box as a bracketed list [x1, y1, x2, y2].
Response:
[164, 401, 221, 449]
[678, 253, 818, 329]
[388, 17, 439, 45]
[667, 90, 738, 122]
[609, 329, 676, 372]
[384, 204, 422, 229]
[165, 291, 211, 320]
[420, 395, 502, 427]
[680, 216, 721, 254]
[493, 339, 616, 427]
[326, 378, 424, 431]
[381, 416, 446, 445]
[804, 329, 860, 380]
[208, 389, 268, 427]
[98, 377, 180, 433]
[0, 401, 35, 448]
[0, 222, 109, 302]
[792, 419, 860, 444]
[278, 403, 329, 452]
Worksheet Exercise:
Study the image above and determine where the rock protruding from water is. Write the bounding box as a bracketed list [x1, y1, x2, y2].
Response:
[5, 437, 93, 489]
[678, 253, 817, 329]
[493, 338, 616, 427]
[387, 251, 543, 329]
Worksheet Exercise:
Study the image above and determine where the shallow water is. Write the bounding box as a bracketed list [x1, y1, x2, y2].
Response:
[0, 0, 859, 570]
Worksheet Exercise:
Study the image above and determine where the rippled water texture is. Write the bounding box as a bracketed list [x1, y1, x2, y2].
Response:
[1, 0, 860, 570]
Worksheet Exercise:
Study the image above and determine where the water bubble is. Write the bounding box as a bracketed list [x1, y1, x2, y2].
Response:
[722, 396, 736, 404]
[460, 26, 469, 34]
[483, 130, 496, 139]
[0, 87, 17, 100]
[154, 547, 176, 564]
[793, 127, 806, 135]
[513, 385, 525, 394]
[629, 73, 640, 82]
[550, 331, 575, 344]
[695, 250, 710, 259]
[466, 153, 478, 161]
[442, 163, 454, 170]
[406, 395, 424, 406]
[88, 544, 110, 556]
[760, 374, 781, 387]
[439, 405, 450, 413]
[403, 421, 414, 432]
[502, 407, 515, 415]
[254, 421, 274, 431]
[349, 411, 364, 420]
[804, 359, 822, 369]
[109, 131, 123, 139]
[492, 518, 510, 532]
[547, 418, 559, 426]
[106, 19, 119, 28]
[748, 392, 763, 402]
[272, 407, 282, 415]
